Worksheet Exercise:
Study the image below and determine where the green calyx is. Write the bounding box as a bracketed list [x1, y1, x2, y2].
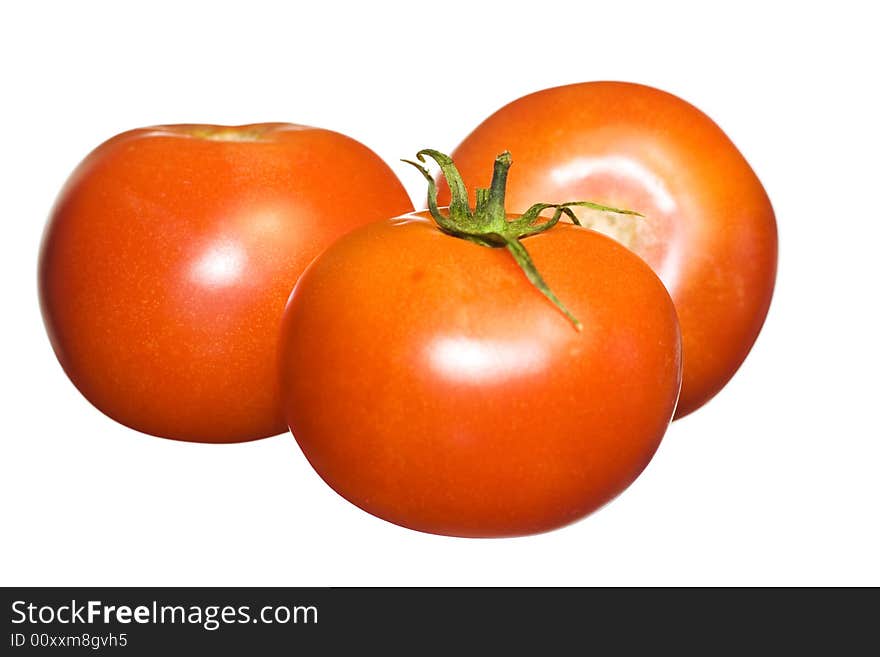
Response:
[403, 149, 640, 330]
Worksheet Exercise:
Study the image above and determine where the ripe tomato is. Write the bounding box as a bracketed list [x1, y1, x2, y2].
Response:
[279, 150, 681, 537]
[439, 82, 778, 418]
[39, 123, 412, 442]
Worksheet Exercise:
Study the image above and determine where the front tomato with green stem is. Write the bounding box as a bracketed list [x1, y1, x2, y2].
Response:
[279, 149, 682, 537]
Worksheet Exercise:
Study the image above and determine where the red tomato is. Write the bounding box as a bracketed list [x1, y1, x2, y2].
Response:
[39, 123, 412, 442]
[279, 151, 681, 537]
[439, 82, 778, 418]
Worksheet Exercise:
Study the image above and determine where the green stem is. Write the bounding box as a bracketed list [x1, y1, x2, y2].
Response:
[403, 149, 640, 330]
[484, 151, 511, 227]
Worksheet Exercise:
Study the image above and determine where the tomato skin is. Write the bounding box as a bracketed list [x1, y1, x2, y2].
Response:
[39, 124, 412, 443]
[279, 214, 681, 537]
[439, 82, 777, 418]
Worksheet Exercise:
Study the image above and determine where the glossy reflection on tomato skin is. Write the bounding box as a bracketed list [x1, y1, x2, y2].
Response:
[439, 82, 778, 418]
[39, 124, 413, 443]
[279, 214, 682, 537]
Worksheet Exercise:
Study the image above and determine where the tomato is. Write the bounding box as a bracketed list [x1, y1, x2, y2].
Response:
[279, 150, 681, 537]
[39, 123, 412, 443]
[439, 82, 777, 418]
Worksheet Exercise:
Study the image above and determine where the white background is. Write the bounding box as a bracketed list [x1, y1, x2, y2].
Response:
[2, 1, 878, 586]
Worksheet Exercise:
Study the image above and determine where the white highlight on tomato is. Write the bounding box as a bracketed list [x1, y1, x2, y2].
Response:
[191, 240, 247, 287]
[427, 336, 547, 384]
[549, 155, 677, 214]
